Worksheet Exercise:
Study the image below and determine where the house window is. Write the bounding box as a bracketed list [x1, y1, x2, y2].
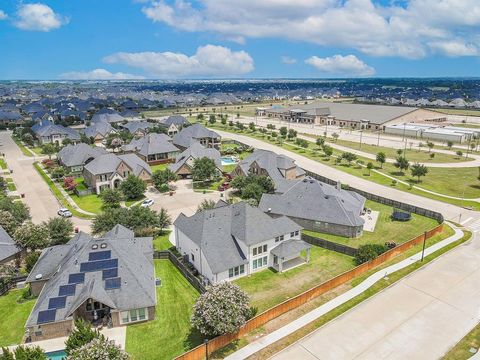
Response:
[253, 244, 267, 256]
[120, 308, 149, 324]
[290, 232, 295, 237]
[252, 256, 268, 270]
[228, 264, 245, 278]
[191, 253, 195, 262]
[275, 235, 285, 242]
[295, 230, 299, 236]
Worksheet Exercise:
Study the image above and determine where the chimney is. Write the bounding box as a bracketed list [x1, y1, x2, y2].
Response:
[336, 181, 341, 190]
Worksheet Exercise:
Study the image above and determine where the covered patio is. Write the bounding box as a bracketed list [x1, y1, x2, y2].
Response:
[271, 239, 311, 273]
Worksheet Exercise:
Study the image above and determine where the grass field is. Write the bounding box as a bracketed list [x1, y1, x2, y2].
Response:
[0, 290, 36, 347]
[150, 163, 169, 172]
[153, 231, 172, 251]
[235, 246, 355, 313]
[70, 193, 103, 214]
[442, 323, 480, 360]
[125, 260, 201, 360]
[303, 200, 440, 248]
[431, 108, 480, 117]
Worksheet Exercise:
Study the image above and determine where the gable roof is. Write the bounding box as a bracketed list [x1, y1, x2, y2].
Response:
[174, 201, 301, 274]
[160, 115, 190, 127]
[168, 142, 221, 174]
[258, 178, 365, 227]
[121, 121, 155, 134]
[0, 226, 20, 262]
[58, 144, 108, 168]
[84, 153, 152, 176]
[172, 123, 220, 149]
[34, 124, 80, 140]
[83, 121, 115, 138]
[26, 225, 155, 327]
[91, 113, 125, 124]
[123, 133, 178, 157]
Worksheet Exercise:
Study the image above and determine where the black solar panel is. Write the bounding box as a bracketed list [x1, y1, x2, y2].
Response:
[48, 296, 67, 310]
[80, 258, 118, 272]
[102, 268, 118, 280]
[37, 309, 56, 324]
[105, 277, 121, 290]
[68, 273, 85, 284]
[89, 250, 111, 261]
[59, 284, 76, 297]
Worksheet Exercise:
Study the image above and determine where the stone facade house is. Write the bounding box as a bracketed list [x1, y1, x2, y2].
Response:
[172, 123, 221, 151]
[57, 143, 108, 174]
[122, 133, 179, 165]
[168, 142, 222, 178]
[157, 115, 190, 136]
[82, 122, 116, 144]
[32, 123, 80, 146]
[25, 225, 156, 342]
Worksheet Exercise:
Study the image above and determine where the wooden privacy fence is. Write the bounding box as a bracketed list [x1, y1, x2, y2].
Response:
[175, 223, 444, 360]
[302, 233, 358, 256]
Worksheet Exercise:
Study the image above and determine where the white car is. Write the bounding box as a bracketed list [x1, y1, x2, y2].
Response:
[140, 199, 154, 208]
[58, 208, 73, 218]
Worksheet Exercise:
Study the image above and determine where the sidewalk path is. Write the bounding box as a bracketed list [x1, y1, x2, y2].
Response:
[226, 224, 466, 360]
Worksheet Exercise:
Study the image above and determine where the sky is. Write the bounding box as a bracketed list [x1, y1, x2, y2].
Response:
[1, 0, 480, 80]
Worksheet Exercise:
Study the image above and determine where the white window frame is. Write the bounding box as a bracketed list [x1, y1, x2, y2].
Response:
[228, 264, 245, 278]
[120, 308, 148, 324]
[252, 255, 268, 270]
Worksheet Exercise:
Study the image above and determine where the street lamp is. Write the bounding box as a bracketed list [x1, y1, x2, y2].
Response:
[359, 130, 363, 149]
[204, 339, 209, 360]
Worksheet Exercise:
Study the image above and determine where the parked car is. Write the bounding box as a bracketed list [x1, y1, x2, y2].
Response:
[218, 182, 230, 191]
[58, 208, 72, 218]
[140, 199, 154, 208]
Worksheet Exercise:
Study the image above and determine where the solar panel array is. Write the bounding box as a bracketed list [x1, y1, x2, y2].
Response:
[105, 277, 121, 290]
[37, 309, 56, 324]
[68, 273, 85, 284]
[80, 258, 118, 272]
[59, 284, 76, 297]
[102, 268, 118, 280]
[88, 250, 111, 262]
[48, 296, 67, 310]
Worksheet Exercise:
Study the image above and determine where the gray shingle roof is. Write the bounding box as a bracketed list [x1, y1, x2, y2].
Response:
[91, 113, 125, 124]
[83, 122, 115, 138]
[34, 124, 80, 140]
[270, 239, 311, 258]
[168, 142, 221, 174]
[174, 201, 301, 274]
[0, 226, 20, 262]
[58, 144, 108, 168]
[121, 121, 155, 134]
[160, 115, 190, 127]
[26, 225, 155, 327]
[259, 178, 365, 227]
[172, 123, 220, 149]
[84, 153, 152, 176]
[123, 133, 178, 157]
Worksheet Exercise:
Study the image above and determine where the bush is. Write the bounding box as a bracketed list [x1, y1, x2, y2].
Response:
[355, 244, 387, 265]
[68, 337, 129, 360]
[158, 183, 170, 193]
[0, 345, 46, 360]
[65, 319, 102, 356]
[25, 251, 40, 272]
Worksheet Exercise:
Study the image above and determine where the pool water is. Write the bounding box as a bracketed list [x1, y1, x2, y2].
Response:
[221, 156, 238, 165]
[46, 350, 66, 360]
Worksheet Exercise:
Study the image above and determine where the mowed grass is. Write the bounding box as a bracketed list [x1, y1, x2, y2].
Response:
[126, 260, 202, 360]
[70, 194, 103, 214]
[153, 231, 172, 251]
[235, 247, 355, 313]
[0, 290, 36, 347]
[303, 200, 440, 248]
[442, 322, 480, 360]
[150, 163, 169, 172]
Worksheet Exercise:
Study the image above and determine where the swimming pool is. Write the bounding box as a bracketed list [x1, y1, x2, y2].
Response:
[221, 156, 238, 166]
[46, 350, 66, 360]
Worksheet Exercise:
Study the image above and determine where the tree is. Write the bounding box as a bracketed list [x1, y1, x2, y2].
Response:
[248, 122, 256, 132]
[119, 175, 146, 200]
[25, 251, 40, 272]
[394, 156, 410, 174]
[426, 141, 434, 152]
[99, 188, 123, 210]
[341, 152, 358, 165]
[157, 207, 172, 234]
[447, 140, 453, 150]
[51, 166, 65, 180]
[0, 196, 30, 225]
[366, 162, 374, 176]
[316, 137, 325, 147]
[410, 163, 428, 182]
[221, 116, 227, 127]
[231, 174, 274, 203]
[396, 149, 403, 156]
[62, 138, 72, 146]
[376, 152, 386, 168]
[63, 177, 78, 192]
[65, 319, 102, 356]
[192, 157, 218, 182]
[208, 114, 216, 124]
[456, 150, 463, 158]
[197, 199, 216, 211]
[355, 244, 387, 265]
[331, 132, 339, 142]
[68, 337, 130, 360]
[41, 143, 56, 160]
[152, 169, 177, 190]
[14, 222, 50, 251]
[92, 207, 160, 236]
[0, 345, 46, 360]
[322, 145, 333, 158]
[45, 217, 73, 245]
[0, 210, 18, 235]
[287, 128, 297, 140]
[279, 126, 288, 137]
[241, 182, 265, 205]
[191, 282, 252, 337]
[22, 133, 34, 147]
[196, 113, 204, 122]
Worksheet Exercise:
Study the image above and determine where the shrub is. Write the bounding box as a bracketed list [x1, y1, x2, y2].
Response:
[65, 319, 102, 356]
[68, 337, 129, 360]
[0, 345, 46, 360]
[25, 251, 40, 272]
[355, 244, 387, 265]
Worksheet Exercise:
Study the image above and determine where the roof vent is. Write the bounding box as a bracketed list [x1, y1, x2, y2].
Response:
[267, 208, 272, 212]
[309, 180, 314, 184]
[100, 243, 107, 249]
[92, 244, 98, 250]
[35, 274, 43, 280]
[303, 178, 308, 182]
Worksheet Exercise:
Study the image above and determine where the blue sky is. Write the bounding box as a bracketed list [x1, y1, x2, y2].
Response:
[1, 0, 480, 79]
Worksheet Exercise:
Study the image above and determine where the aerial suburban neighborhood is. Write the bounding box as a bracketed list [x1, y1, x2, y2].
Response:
[0, 1, 480, 360]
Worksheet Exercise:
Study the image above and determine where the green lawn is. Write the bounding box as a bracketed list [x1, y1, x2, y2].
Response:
[126, 260, 202, 360]
[303, 200, 439, 248]
[70, 194, 103, 214]
[443, 322, 480, 360]
[30, 147, 43, 155]
[235, 246, 355, 313]
[153, 231, 172, 251]
[0, 158, 7, 170]
[11, 137, 33, 157]
[150, 163, 169, 172]
[0, 290, 37, 347]
[7, 182, 16, 191]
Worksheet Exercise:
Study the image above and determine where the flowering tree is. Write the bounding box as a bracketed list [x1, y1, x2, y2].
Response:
[68, 337, 129, 360]
[64, 177, 78, 192]
[191, 282, 251, 337]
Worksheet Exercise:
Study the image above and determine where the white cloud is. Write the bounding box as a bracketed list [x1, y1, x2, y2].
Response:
[103, 45, 254, 78]
[59, 69, 145, 80]
[140, 0, 480, 59]
[0, 10, 7, 20]
[14, 3, 68, 32]
[305, 55, 375, 76]
[281, 56, 297, 65]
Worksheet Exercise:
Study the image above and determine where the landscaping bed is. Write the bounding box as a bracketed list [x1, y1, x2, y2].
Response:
[125, 260, 202, 360]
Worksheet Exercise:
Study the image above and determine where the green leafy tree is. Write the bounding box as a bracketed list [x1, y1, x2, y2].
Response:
[0, 345, 46, 360]
[65, 319, 102, 356]
[99, 188, 123, 210]
[191, 282, 252, 337]
[376, 152, 386, 168]
[341, 152, 358, 165]
[45, 217, 73, 245]
[197, 199, 216, 211]
[92, 207, 160, 236]
[426, 141, 434, 152]
[322, 145, 333, 158]
[119, 175, 146, 200]
[25, 251, 40, 272]
[231, 174, 274, 203]
[192, 157, 218, 182]
[0, 210, 17, 235]
[68, 337, 130, 360]
[410, 163, 428, 182]
[316, 137, 325, 147]
[152, 169, 177, 190]
[41, 143, 56, 160]
[209, 114, 216, 124]
[355, 244, 387, 265]
[331, 132, 339, 142]
[456, 150, 463, 158]
[287, 128, 297, 140]
[279, 126, 288, 137]
[447, 141, 453, 150]
[13, 222, 51, 251]
[394, 156, 410, 174]
[366, 162, 374, 175]
[221, 116, 227, 127]
[22, 133, 34, 147]
[157, 207, 172, 234]
[248, 122, 256, 132]
[196, 113, 204, 122]
[62, 138, 72, 146]
[51, 166, 65, 180]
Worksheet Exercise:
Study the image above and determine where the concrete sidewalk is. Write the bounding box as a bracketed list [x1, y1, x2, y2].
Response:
[225, 224, 465, 360]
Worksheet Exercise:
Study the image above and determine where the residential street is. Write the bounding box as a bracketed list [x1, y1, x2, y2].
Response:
[212, 129, 480, 360]
[0, 132, 91, 232]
